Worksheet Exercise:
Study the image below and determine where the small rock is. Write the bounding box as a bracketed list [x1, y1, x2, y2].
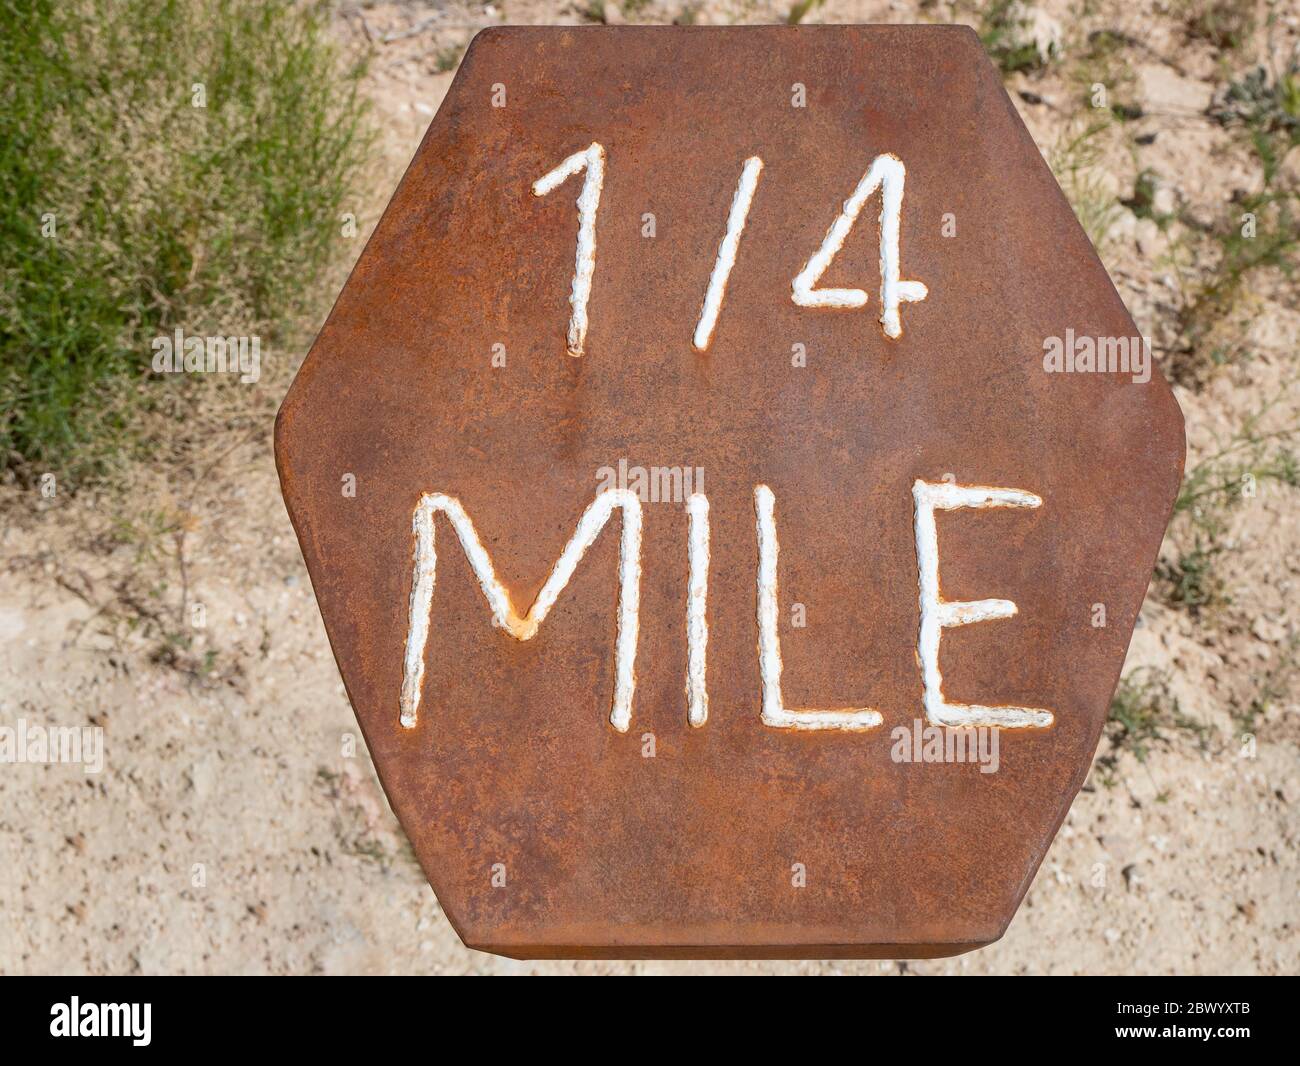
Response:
[1251, 615, 1285, 644]
[1135, 217, 1163, 256]
[1112, 210, 1138, 244]
[0, 607, 27, 640]
[188, 755, 219, 799]
[1279, 146, 1300, 191]
[1137, 65, 1213, 114]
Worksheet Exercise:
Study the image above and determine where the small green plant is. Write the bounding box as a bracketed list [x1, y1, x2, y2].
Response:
[787, 0, 826, 25]
[1171, 196, 1298, 385]
[1232, 632, 1298, 734]
[0, 0, 371, 483]
[978, 1, 1053, 77]
[1156, 536, 1229, 618]
[434, 44, 465, 74]
[1048, 116, 1122, 252]
[1070, 29, 1141, 120]
[1174, 417, 1299, 517]
[1096, 669, 1207, 787]
[1122, 169, 1158, 220]
[1170, 62, 1300, 386]
[1121, 168, 1176, 227]
[1211, 65, 1300, 163]
[1158, 405, 1300, 618]
[1179, 0, 1256, 51]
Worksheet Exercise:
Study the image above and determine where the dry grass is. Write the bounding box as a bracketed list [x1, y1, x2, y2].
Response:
[0, 0, 372, 485]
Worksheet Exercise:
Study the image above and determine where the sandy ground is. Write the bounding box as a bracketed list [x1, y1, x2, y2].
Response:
[0, 0, 1296, 974]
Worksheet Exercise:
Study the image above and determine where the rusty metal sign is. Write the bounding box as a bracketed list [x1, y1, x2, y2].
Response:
[276, 25, 1185, 959]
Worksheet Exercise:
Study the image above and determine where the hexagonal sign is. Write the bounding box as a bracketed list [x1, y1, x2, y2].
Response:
[275, 25, 1184, 959]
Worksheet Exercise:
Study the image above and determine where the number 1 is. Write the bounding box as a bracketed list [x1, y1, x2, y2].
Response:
[532, 142, 606, 357]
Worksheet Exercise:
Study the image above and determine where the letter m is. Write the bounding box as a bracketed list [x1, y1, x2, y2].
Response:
[400, 489, 643, 732]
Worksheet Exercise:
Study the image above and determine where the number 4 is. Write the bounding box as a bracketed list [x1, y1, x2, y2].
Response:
[791, 153, 928, 339]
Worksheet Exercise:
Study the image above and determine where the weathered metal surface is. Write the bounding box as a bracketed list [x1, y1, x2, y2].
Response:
[275, 25, 1185, 959]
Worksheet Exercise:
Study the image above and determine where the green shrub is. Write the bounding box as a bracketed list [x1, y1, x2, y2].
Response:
[0, 0, 370, 482]
[1157, 404, 1299, 618]
[1096, 669, 1207, 787]
[979, 0, 1054, 77]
